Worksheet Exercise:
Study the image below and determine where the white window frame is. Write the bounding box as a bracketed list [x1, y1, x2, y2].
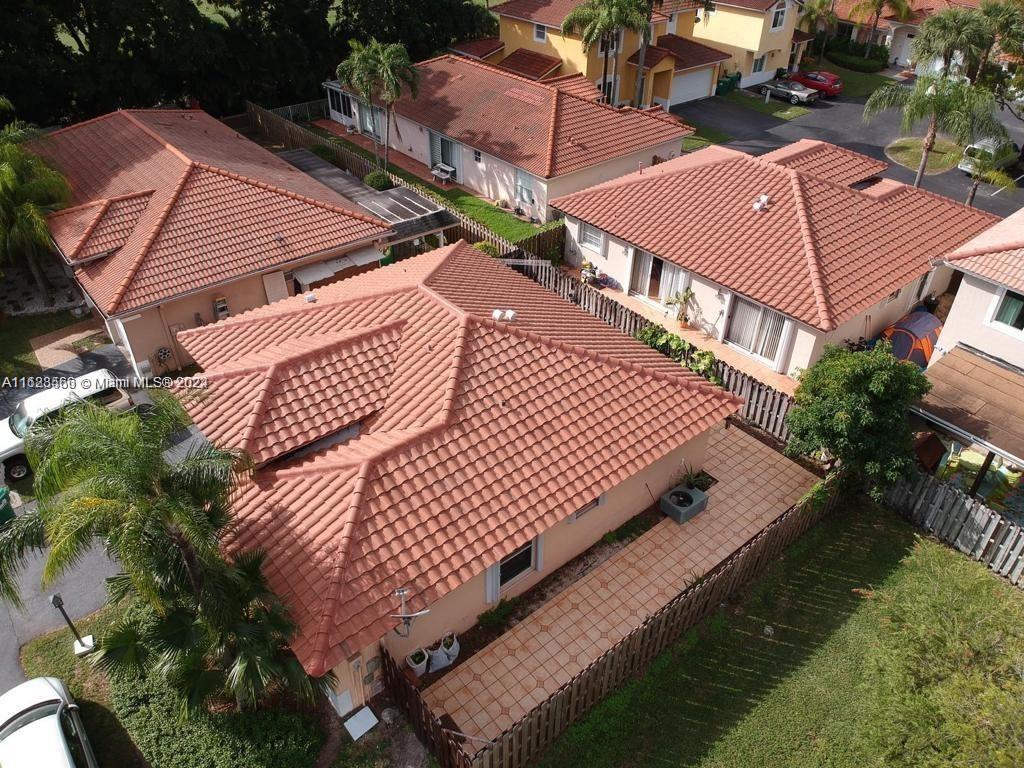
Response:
[485, 537, 542, 602]
[752, 54, 767, 73]
[579, 222, 604, 252]
[515, 168, 536, 206]
[534, 23, 547, 42]
[724, 296, 789, 366]
[473, 148, 482, 163]
[771, 2, 787, 30]
[599, 29, 623, 57]
[986, 285, 1024, 339]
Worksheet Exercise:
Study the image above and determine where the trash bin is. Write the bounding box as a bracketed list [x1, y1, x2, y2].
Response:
[0, 487, 14, 526]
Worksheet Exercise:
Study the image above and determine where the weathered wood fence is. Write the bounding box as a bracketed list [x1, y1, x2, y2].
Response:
[885, 472, 1024, 587]
[382, 473, 839, 768]
[504, 259, 795, 442]
[244, 101, 564, 260]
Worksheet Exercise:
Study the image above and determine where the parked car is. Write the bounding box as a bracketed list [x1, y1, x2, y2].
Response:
[759, 79, 821, 105]
[0, 369, 132, 481]
[957, 137, 1022, 174]
[0, 677, 99, 768]
[790, 70, 844, 98]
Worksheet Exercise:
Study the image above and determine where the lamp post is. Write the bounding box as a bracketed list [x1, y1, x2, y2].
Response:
[50, 593, 94, 657]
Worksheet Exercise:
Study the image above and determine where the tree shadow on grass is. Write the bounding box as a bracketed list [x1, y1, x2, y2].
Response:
[537, 505, 917, 768]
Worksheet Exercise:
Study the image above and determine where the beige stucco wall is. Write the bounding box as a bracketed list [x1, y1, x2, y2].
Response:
[933, 273, 1024, 369]
[691, 0, 798, 85]
[378, 430, 715, 663]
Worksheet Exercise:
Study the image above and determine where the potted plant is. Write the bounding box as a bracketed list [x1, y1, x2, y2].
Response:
[665, 287, 695, 328]
[406, 648, 428, 676]
[428, 643, 452, 672]
[441, 631, 460, 661]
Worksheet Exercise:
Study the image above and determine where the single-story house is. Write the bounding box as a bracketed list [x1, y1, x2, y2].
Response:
[323, 54, 693, 222]
[551, 139, 998, 382]
[174, 240, 740, 716]
[34, 109, 396, 379]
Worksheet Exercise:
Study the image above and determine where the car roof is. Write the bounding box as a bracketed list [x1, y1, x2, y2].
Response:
[969, 137, 1011, 150]
[0, 678, 68, 727]
[0, 709, 75, 768]
[15, 369, 119, 421]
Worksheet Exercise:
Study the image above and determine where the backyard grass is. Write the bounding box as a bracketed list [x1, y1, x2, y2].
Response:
[538, 504, 1024, 768]
[681, 122, 733, 152]
[0, 310, 80, 377]
[886, 136, 963, 174]
[722, 90, 811, 121]
[821, 64, 893, 99]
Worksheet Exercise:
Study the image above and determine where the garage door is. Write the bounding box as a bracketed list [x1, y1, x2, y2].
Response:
[670, 68, 713, 104]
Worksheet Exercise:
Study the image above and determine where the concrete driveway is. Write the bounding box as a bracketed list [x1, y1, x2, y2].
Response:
[672, 90, 1024, 217]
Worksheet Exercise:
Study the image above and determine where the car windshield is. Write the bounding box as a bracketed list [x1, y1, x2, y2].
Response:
[8, 408, 31, 439]
[965, 147, 994, 160]
[0, 701, 61, 743]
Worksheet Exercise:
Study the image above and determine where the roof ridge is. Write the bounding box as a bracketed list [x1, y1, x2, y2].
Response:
[120, 111, 194, 165]
[429, 52, 563, 93]
[66, 197, 113, 259]
[106, 162, 196, 313]
[40, 110, 123, 139]
[788, 170, 836, 329]
[545, 88, 560, 177]
[239, 368, 278, 455]
[439, 316, 474, 423]
[191, 163, 392, 229]
[48, 190, 154, 220]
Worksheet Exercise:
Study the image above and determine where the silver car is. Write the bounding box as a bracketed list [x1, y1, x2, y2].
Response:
[0, 677, 99, 768]
[759, 79, 820, 105]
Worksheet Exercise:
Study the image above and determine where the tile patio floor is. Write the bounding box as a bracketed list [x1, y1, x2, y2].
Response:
[422, 424, 817, 742]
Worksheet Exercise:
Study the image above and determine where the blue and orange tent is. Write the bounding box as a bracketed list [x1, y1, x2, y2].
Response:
[881, 311, 943, 367]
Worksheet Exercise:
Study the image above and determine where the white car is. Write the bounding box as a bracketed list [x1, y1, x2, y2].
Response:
[0, 369, 133, 481]
[0, 677, 99, 768]
[958, 138, 1022, 174]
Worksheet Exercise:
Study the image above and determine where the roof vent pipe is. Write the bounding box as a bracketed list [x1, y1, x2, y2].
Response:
[503, 309, 517, 322]
[492, 309, 503, 321]
[304, 293, 317, 303]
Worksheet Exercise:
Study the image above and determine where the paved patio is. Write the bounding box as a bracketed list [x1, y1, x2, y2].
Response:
[422, 424, 817, 741]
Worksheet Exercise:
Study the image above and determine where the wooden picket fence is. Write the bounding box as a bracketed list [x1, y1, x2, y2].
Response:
[884, 472, 1024, 587]
[504, 259, 795, 442]
[381, 472, 840, 768]
[244, 101, 564, 260]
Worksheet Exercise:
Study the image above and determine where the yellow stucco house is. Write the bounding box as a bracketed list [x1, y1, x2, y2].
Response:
[451, 0, 813, 106]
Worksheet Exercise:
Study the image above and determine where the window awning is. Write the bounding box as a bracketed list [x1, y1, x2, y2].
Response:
[291, 261, 337, 287]
[915, 345, 1024, 466]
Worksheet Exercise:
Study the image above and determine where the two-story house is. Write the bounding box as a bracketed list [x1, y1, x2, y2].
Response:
[323, 55, 692, 222]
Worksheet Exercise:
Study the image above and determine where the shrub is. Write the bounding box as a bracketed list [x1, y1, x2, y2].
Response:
[472, 241, 502, 258]
[825, 51, 887, 72]
[826, 35, 889, 63]
[477, 597, 520, 630]
[363, 170, 393, 190]
[109, 672, 323, 768]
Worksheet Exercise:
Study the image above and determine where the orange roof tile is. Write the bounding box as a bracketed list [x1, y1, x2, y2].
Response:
[492, 0, 699, 25]
[373, 55, 690, 179]
[552, 143, 997, 331]
[628, 34, 730, 72]
[35, 110, 391, 315]
[177, 241, 739, 675]
[761, 139, 888, 187]
[943, 207, 1024, 293]
[541, 73, 603, 100]
[835, 0, 979, 27]
[448, 37, 506, 60]
[497, 47, 563, 79]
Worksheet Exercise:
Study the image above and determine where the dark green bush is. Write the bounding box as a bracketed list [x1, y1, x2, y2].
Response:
[363, 170, 393, 191]
[110, 672, 323, 768]
[826, 35, 890, 63]
[477, 597, 520, 630]
[471, 241, 502, 258]
[825, 52, 887, 72]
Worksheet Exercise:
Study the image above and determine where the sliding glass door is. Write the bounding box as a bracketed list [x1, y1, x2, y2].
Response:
[629, 251, 686, 304]
[725, 297, 786, 363]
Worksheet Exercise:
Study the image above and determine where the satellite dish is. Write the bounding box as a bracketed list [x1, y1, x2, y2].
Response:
[390, 587, 430, 637]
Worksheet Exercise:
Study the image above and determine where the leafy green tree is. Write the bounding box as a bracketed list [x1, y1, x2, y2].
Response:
[786, 343, 931, 497]
[564, 0, 648, 104]
[801, 0, 839, 64]
[864, 75, 1008, 187]
[851, 0, 912, 59]
[0, 139, 69, 295]
[963, 148, 1016, 206]
[0, 1, 72, 126]
[972, 0, 1024, 81]
[912, 7, 991, 75]
[337, 40, 385, 166]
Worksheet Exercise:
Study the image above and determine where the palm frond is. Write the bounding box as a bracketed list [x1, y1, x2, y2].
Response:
[0, 510, 47, 608]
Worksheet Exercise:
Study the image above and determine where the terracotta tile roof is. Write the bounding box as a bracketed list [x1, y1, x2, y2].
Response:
[552, 143, 997, 331]
[376, 55, 690, 178]
[177, 241, 740, 675]
[542, 73, 603, 100]
[835, 0, 979, 27]
[760, 139, 888, 186]
[715, 0, 787, 11]
[792, 29, 816, 43]
[655, 34, 731, 71]
[497, 47, 563, 79]
[448, 37, 506, 60]
[492, 0, 698, 25]
[35, 110, 391, 315]
[627, 45, 675, 70]
[942, 207, 1024, 293]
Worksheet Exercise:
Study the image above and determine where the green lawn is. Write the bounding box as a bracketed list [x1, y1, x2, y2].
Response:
[722, 90, 811, 121]
[821, 64, 893, 99]
[538, 504, 1024, 768]
[886, 136, 963, 175]
[306, 126, 548, 242]
[682, 122, 733, 152]
[0, 310, 80, 377]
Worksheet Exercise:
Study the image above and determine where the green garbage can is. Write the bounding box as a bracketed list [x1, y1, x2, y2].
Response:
[0, 487, 14, 526]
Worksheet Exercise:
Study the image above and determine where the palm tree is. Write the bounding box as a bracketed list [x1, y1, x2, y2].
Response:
[0, 142, 69, 296]
[373, 41, 418, 169]
[851, 0, 912, 59]
[864, 75, 1008, 187]
[337, 40, 384, 167]
[963, 151, 1016, 205]
[913, 7, 992, 75]
[801, 0, 838, 64]
[972, 0, 1024, 82]
[564, 0, 643, 104]
[630, 0, 663, 107]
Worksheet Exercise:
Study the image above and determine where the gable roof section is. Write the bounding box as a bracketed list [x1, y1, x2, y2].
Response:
[382, 55, 690, 179]
[177, 241, 740, 675]
[942, 207, 1024, 294]
[35, 110, 391, 315]
[552, 143, 997, 331]
[448, 37, 506, 60]
[761, 139, 888, 186]
[541, 73, 603, 100]
[497, 47, 563, 79]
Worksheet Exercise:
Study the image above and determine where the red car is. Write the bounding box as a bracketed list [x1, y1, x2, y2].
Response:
[791, 71, 844, 97]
